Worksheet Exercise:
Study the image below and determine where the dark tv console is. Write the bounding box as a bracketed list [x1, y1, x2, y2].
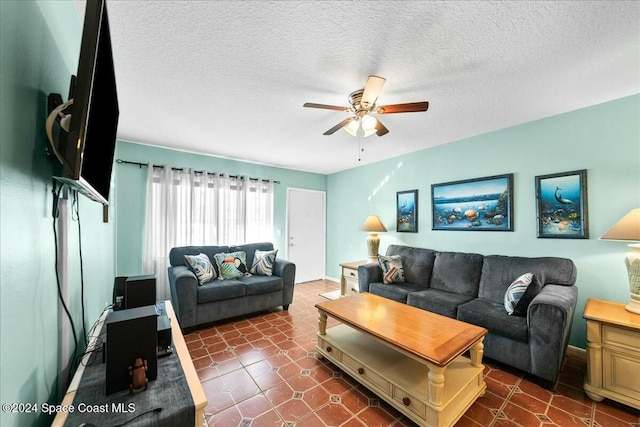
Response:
[52, 300, 206, 427]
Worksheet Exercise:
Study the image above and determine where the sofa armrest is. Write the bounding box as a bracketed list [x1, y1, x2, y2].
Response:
[168, 265, 198, 329]
[358, 263, 382, 293]
[527, 284, 578, 383]
[274, 259, 296, 307]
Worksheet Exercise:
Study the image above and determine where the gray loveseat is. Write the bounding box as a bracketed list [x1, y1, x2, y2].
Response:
[358, 245, 578, 384]
[168, 242, 295, 330]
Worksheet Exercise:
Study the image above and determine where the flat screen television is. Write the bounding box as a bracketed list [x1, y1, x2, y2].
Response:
[52, 0, 119, 205]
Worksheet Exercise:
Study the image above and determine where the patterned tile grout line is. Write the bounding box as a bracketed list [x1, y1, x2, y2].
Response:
[588, 399, 597, 427]
[489, 375, 522, 427]
[551, 387, 597, 427]
[234, 347, 349, 427]
[273, 381, 334, 427]
[234, 348, 286, 427]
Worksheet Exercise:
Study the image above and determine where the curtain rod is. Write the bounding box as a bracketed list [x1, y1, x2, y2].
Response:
[115, 159, 280, 184]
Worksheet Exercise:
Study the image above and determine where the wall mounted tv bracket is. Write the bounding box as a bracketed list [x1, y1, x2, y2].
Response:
[46, 75, 77, 168]
[45, 92, 74, 167]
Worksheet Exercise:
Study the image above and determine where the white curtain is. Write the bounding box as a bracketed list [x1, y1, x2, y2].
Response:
[246, 178, 274, 243]
[143, 165, 274, 299]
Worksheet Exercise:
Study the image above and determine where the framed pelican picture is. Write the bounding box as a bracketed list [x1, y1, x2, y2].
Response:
[397, 190, 418, 232]
[535, 169, 588, 239]
[431, 174, 514, 231]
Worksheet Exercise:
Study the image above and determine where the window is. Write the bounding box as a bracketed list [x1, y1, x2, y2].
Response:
[143, 165, 274, 298]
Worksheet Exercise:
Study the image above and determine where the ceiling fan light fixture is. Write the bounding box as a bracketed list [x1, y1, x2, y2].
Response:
[344, 118, 360, 136]
[363, 127, 377, 138]
[361, 114, 377, 131]
[304, 75, 429, 138]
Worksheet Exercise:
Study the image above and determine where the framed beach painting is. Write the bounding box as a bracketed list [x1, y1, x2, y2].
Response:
[535, 169, 588, 239]
[397, 190, 418, 232]
[431, 174, 514, 231]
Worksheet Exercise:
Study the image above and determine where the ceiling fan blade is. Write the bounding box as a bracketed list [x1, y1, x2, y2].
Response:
[375, 119, 389, 136]
[323, 117, 355, 135]
[361, 75, 386, 108]
[303, 102, 349, 112]
[376, 101, 429, 114]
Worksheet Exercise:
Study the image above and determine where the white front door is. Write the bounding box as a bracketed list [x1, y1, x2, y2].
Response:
[286, 188, 326, 283]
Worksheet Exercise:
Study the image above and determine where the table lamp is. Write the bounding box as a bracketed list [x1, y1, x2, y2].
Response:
[361, 215, 387, 262]
[600, 208, 640, 314]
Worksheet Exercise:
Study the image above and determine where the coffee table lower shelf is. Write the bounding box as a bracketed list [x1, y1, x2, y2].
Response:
[316, 324, 485, 427]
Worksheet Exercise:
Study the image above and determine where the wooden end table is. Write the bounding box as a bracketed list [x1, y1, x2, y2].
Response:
[583, 298, 640, 409]
[339, 260, 368, 296]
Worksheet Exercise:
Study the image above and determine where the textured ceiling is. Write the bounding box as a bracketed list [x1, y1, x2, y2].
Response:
[83, 1, 639, 175]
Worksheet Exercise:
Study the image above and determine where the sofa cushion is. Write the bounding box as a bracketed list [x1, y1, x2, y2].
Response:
[197, 280, 245, 303]
[250, 249, 278, 276]
[184, 253, 217, 285]
[369, 282, 425, 303]
[214, 251, 249, 280]
[504, 272, 534, 315]
[385, 245, 436, 287]
[378, 254, 405, 284]
[478, 255, 576, 303]
[457, 298, 528, 343]
[240, 275, 283, 296]
[407, 289, 475, 318]
[430, 251, 484, 297]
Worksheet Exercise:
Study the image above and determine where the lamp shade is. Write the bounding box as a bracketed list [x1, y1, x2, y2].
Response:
[600, 208, 640, 241]
[600, 208, 640, 314]
[361, 215, 387, 232]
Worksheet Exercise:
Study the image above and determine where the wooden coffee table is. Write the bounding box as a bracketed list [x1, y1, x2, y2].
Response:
[316, 292, 487, 427]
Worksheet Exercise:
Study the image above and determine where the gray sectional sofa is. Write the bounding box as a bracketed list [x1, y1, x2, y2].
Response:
[168, 242, 295, 330]
[358, 244, 578, 384]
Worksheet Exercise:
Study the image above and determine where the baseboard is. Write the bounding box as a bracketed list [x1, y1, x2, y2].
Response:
[566, 345, 586, 361]
[323, 276, 340, 283]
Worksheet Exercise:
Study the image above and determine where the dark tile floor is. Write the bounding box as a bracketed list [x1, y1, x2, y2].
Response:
[185, 280, 640, 426]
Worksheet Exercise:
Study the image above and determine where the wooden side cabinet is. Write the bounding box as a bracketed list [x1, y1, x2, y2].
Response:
[340, 261, 368, 296]
[583, 298, 640, 409]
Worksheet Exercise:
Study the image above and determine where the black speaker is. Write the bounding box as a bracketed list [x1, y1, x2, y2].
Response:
[112, 276, 127, 310]
[124, 274, 156, 309]
[157, 315, 172, 357]
[105, 306, 158, 395]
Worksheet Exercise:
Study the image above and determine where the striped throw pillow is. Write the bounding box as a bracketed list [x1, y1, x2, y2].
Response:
[250, 249, 278, 276]
[184, 253, 216, 285]
[504, 272, 534, 315]
[378, 254, 405, 284]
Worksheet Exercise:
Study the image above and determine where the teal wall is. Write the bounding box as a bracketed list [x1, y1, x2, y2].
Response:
[113, 141, 327, 276]
[327, 95, 640, 349]
[1, 2, 116, 426]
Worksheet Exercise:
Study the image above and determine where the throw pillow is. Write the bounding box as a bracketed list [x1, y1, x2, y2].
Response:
[378, 254, 405, 284]
[184, 253, 216, 286]
[504, 272, 534, 315]
[214, 251, 249, 280]
[512, 274, 543, 316]
[250, 249, 278, 276]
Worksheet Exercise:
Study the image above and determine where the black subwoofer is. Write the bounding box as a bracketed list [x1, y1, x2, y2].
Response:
[105, 305, 157, 395]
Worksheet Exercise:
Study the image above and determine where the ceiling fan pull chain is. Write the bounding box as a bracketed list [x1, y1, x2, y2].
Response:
[358, 133, 363, 162]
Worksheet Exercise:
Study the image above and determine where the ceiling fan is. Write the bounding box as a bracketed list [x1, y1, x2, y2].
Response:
[303, 75, 429, 137]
